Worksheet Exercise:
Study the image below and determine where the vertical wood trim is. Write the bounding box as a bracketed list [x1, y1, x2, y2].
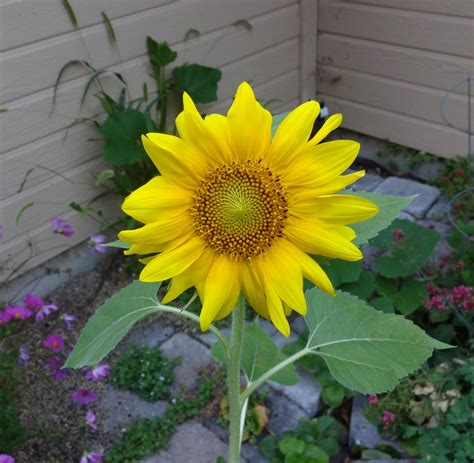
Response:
[299, 0, 318, 101]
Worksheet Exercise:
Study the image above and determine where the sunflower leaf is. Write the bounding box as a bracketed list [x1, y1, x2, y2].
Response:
[172, 63, 221, 103]
[304, 288, 450, 394]
[348, 192, 415, 245]
[64, 281, 161, 368]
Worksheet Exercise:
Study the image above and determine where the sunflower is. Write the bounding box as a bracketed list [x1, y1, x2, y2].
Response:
[118, 82, 378, 336]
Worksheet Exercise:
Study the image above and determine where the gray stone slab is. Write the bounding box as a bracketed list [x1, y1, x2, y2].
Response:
[349, 395, 404, 453]
[396, 211, 415, 222]
[419, 220, 452, 240]
[272, 331, 299, 350]
[128, 319, 175, 349]
[97, 386, 167, 433]
[352, 173, 384, 192]
[196, 326, 231, 348]
[141, 421, 246, 463]
[261, 319, 278, 337]
[269, 369, 322, 418]
[290, 316, 307, 336]
[373, 177, 440, 218]
[425, 197, 450, 223]
[266, 388, 309, 435]
[160, 333, 214, 391]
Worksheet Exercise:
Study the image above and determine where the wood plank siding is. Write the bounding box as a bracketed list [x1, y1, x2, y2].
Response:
[1, 0, 312, 281]
[317, 0, 474, 159]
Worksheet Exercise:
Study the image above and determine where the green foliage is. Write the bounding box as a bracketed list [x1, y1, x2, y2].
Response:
[259, 416, 343, 463]
[364, 356, 474, 463]
[146, 38, 177, 71]
[64, 281, 162, 368]
[172, 64, 222, 103]
[371, 219, 440, 278]
[0, 350, 26, 453]
[105, 375, 220, 462]
[111, 345, 177, 401]
[212, 319, 299, 386]
[304, 288, 449, 393]
[99, 109, 156, 165]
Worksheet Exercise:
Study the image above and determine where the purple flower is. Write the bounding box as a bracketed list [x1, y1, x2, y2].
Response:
[85, 410, 97, 430]
[18, 345, 30, 364]
[35, 303, 59, 322]
[86, 364, 110, 382]
[43, 333, 64, 352]
[72, 389, 97, 406]
[51, 217, 74, 237]
[88, 234, 107, 254]
[46, 357, 68, 380]
[0, 455, 15, 463]
[4, 305, 32, 320]
[23, 294, 44, 310]
[62, 313, 76, 329]
[80, 452, 103, 463]
[0, 312, 11, 326]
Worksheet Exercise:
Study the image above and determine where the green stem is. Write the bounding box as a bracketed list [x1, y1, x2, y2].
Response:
[227, 295, 246, 463]
[240, 348, 311, 404]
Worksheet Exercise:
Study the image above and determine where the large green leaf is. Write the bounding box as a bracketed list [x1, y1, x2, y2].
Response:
[375, 276, 427, 315]
[304, 288, 450, 393]
[99, 109, 157, 165]
[64, 281, 161, 368]
[349, 192, 415, 245]
[372, 219, 440, 277]
[321, 260, 362, 287]
[172, 64, 221, 103]
[211, 319, 299, 386]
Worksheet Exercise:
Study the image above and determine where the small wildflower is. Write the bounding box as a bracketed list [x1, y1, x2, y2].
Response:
[4, 305, 32, 320]
[368, 394, 379, 405]
[449, 285, 474, 312]
[392, 228, 406, 242]
[0, 455, 15, 463]
[88, 234, 107, 254]
[454, 167, 465, 177]
[46, 357, 68, 380]
[425, 294, 447, 311]
[85, 410, 97, 430]
[23, 294, 44, 310]
[454, 260, 465, 270]
[43, 333, 65, 352]
[35, 303, 59, 322]
[86, 364, 110, 382]
[18, 345, 30, 364]
[62, 313, 76, 329]
[0, 312, 11, 326]
[382, 410, 396, 429]
[51, 217, 74, 237]
[72, 389, 97, 406]
[80, 451, 103, 463]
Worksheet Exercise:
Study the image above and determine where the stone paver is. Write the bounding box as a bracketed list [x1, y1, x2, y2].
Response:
[196, 326, 231, 348]
[267, 388, 309, 435]
[128, 319, 175, 349]
[373, 177, 440, 218]
[272, 331, 299, 350]
[419, 220, 452, 240]
[353, 173, 384, 192]
[97, 386, 167, 433]
[349, 395, 404, 453]
[290, 316, 307, 335]
[396, 211, 415, 222]
[269, 369, 323, 418]
[160, 333, 214, 391]
[425, 197, 450, 223]
[141, 421, 246, 463]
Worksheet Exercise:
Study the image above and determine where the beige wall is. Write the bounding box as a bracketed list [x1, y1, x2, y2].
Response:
[0, 0, 315, 281]
[317, 0, 474, 159]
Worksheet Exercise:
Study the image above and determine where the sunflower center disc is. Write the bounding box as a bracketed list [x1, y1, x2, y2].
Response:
[192, 161, 288, 259]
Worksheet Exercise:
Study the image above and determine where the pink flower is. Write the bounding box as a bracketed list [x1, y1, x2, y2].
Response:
[18, 345, 30, 364]
[23, 294, 44, 310]
[72, 389, 97, 406]
[0, 455, 15, 463]
[4, 305, 32, 320]
[88, 234, 107, 254]
[80, 451, 103, 463]
[35, 303, 59, 322]
[0, 312, 11, 326]
[368, 394, 379, 405]
[449, 285, 474, 312]
[382, 410, 396, 429]
[62, 314, 76, 329]
[51, 217, 74, 237]
[86, 364, 110, 382]
[43, 333, 64, 352]
[46, 357, 68, 380]
[425, 295, 448, 311]
[85, 410, 97, 430]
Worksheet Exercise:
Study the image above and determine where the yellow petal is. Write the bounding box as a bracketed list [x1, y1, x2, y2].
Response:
[307, 113, 343, 147]
[265, 100, 320, 169]
[122, 176, 192, 224]
[286, 220, 362, 261]
[139, 236, 206, 282]
[282, 140, 360, 189]
[227, 82, 272, 161]
[261, 274, 290, 337]
[200, 256, 241, 331]
[241, 262, 269, 319]
[143, 133, 208, 185]
[176, 93, 234, 164]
